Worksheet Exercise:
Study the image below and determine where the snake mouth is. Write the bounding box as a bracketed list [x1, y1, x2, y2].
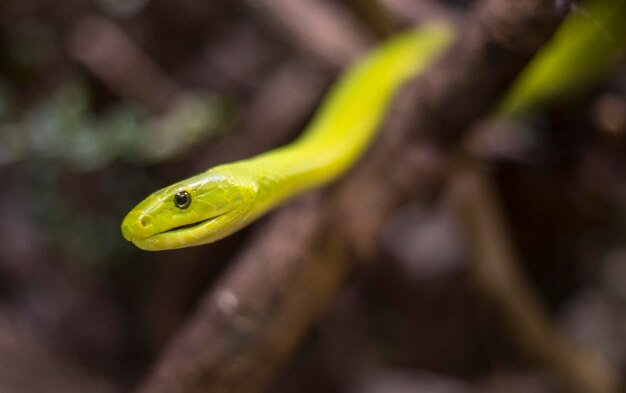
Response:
[131, 208, 243, 251]
[154, 202, 243, 238]
[161, 216, 218, 234]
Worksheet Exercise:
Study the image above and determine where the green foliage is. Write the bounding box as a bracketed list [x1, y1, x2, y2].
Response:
[0, 79, 235, 171]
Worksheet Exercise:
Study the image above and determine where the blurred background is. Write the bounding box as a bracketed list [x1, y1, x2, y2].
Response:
[0, 0, 624, 392]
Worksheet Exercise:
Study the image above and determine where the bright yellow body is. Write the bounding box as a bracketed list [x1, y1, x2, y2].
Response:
[121, 24, 454, 250]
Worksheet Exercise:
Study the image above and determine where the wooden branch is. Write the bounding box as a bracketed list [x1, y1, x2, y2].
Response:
[135, 1, 567, 393]
[333, 0, 566, 255]
[447, 161, 622, 393]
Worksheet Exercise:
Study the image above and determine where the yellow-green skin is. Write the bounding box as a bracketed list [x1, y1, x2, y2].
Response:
[121, 24, 454, 250]
[497, 0, 626, 118]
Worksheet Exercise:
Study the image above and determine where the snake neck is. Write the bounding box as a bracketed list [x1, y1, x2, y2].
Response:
[252, 139, 364, 211]
[247, 24, 453, 216]
[224, 24, 454, 223]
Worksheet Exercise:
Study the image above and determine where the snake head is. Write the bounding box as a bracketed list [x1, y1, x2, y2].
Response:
[121, 166, 256, 250]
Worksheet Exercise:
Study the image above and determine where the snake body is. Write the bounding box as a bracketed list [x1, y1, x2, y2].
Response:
[121, 24, 453, 250]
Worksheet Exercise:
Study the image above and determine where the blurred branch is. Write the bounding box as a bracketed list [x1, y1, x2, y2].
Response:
[333, 0, 566, 255]
[69, 15, 180, 114]
[135, 1, 566, 393]
[447, 161, 622, 393]
[237, 0, 372, 70]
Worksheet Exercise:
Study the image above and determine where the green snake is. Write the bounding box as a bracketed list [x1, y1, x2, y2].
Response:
[121, 24, 453, 250]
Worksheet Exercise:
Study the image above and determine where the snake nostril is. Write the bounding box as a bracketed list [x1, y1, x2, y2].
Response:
[140, 215, 152, 227]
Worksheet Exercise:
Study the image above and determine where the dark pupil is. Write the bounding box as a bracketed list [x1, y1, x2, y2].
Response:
[174, 191, 191, 209]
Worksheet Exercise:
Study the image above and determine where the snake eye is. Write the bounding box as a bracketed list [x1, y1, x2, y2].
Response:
[174, 191, 191, 209]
